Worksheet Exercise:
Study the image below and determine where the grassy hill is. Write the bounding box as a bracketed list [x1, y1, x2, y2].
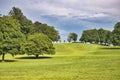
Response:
[0, 43, 120, 80]
[54, 43, 120, 56]
[54, 43, 99, 56]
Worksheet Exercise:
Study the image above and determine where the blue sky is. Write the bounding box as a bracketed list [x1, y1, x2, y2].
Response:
[0, 0, 120, 41]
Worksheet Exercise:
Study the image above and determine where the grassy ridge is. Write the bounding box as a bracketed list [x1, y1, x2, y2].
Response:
[54, 43, 99, 56]
[0, 43, 120, 80]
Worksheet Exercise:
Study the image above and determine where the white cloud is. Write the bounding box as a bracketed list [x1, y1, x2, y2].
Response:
[15, 0, 119, 20]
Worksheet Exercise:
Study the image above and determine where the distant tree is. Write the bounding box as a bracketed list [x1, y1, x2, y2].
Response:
[32, 21, 60, 41]
[80, 28, 113, 45]
[112, 22, 120, 46]
[68, 33, 78, 42]
[98, 28, 106, 44]
[80, 29, 99, 43]
[21, 33, 55, 58]
[79, 30, 88, 43]
[9, 7, 33, 34]
[0, 16, 24, 61]
[105, 30, 113, 45]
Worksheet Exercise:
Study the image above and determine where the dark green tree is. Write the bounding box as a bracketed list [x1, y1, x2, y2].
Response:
[80, 29, 99, 43]
[105, 30, 113, 45]
[112, 22, 120, 46]
[32, 21, 60, 41]
[68, 33, 78, 42]
[9, 7, 33, 34]
[0, 16, 24, 61]
[21, 33, 55, 58]
[80, 30, 88, 43]
[98, 28, 106, 44]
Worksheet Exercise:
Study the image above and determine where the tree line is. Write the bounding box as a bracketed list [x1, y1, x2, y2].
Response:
[0, 7, 60, 61]
[80, 23, 120, 46]
[67, 22, 120, 46]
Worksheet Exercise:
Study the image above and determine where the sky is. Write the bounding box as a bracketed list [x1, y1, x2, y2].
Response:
[0, 0, 120, 41]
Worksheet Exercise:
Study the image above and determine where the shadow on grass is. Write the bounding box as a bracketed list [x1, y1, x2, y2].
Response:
[100, 47, 120, 50]
[15, 56, 52, 59]
[0, 60, 17, 62]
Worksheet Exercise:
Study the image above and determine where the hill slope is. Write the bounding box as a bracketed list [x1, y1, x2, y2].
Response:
[54, 43, 120, 56]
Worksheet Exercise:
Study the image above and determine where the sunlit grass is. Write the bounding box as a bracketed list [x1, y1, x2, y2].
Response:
[0, 43, 120, 80]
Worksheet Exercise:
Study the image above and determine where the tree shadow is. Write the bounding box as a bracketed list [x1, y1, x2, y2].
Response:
[15, 56, 52, 59]
[100, 47, 120, 50]
[0, 60, 17, 62]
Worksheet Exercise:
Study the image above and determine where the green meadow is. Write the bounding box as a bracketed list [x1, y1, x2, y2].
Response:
[0, 43, 120, 80]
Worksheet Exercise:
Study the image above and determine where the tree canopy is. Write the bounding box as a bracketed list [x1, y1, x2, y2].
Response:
[32, 21, 60, 41]
[8, 7, 60, 41]
[21, 33, 55, 58]
[9, 7, 33, 34]
[112, 22, 120, 46]
[0, 7, 58, 61]
[80, 28, 113, 45]
[67, 33, 78, 42]
[0, 16, 24, 61]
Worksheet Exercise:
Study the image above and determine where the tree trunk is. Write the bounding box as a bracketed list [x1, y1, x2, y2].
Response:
[2, 53, 5, 62]
[35, 54, 39, 58]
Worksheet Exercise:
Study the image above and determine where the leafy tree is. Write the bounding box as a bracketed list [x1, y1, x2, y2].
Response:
[80, 28, 112, 45]
[98, 28, 106, 44]
[21, 33, 55, 58]
[32, 21, 60, 41]
[9, 7, 33, 34]
[0, 16, 24, 61]
[68, 33, 78, 42]
[80, 30, 88, 43]
[9, 7, 60, 41]
[80, 29, 99, 43]
[112, 22, 120, 46]
[105, 30, 113, 45]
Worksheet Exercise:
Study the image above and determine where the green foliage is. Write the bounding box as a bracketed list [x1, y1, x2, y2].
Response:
[80, 29, 99, 43]
[98, 28, 112, 44]
[9, 7, 33, 34]
[80, 28, 112, 45]
[32, 21, 60, 41]
[0, 16, 24, 61]
[21, 33, 55, 58]
[112, 22, 120, 46]
[67, 33, 78, 42]
[0, 7, 58, 61]
[9, 7, 60, 41]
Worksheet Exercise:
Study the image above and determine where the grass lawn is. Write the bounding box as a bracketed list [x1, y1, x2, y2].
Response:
[0, 43, 120, 80]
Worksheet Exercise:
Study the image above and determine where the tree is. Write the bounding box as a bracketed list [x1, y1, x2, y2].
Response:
[21, 33, 55, 58]
[112, 22, 120, 46]
[80, 29, 99, 43]
[68, 33, 78, 42]
[80, 30, 88, 43]
[80, 28, 112, 45]
[9, 7, 60, 41]
[32, 21, 60, 41]
[0, 16, 24, 61]
[98, 28, 106, 44]
[105, 30, 113, 45]
[9, 7, 33, 34]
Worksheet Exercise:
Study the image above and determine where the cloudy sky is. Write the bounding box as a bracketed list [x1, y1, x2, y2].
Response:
[0, 0, 120, 41]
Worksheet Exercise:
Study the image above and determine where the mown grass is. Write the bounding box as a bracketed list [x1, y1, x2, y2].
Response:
[0, 43, 120, 80]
